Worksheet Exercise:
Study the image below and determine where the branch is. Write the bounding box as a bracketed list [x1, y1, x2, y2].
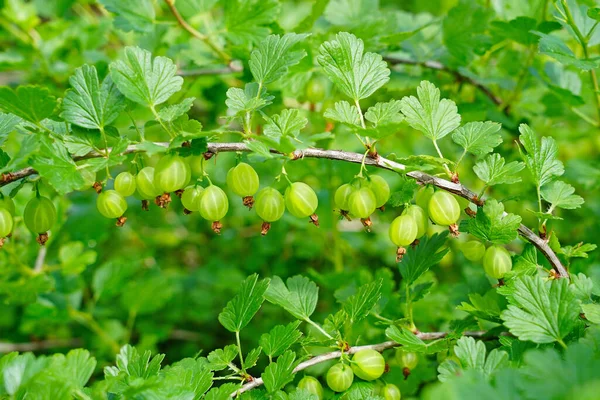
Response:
[384, 56, 506, 111]
[232, 331, 489, 396]
[178, 63, 243, 77]
[0, 142, 568, 278]
[0, 338, 82, 353]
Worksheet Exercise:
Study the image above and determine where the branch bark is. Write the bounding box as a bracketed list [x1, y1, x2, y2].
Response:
[384, 56, 506, 112]
[231, 331, 489, 396]
[0, 142, 568, 278]
[0, 338, 82, 353]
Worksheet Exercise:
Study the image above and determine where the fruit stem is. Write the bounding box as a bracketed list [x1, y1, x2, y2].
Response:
[405, 283, 414, 330]
[99, 126, 112, 180]
[432, 140, 453, 178]
[306, 318, 334, 340]
[150, 106, 175, 138]
[236, 330, 246, 374]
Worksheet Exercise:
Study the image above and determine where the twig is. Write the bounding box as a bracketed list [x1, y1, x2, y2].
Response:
[0, 338, 82, 353]
[178, 63, 243, 77]
[0, 142, 568, 278]
[384, 56, 505, 111]
[232, 331, 489, 396]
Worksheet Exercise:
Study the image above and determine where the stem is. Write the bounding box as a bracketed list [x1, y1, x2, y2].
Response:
[432, 140, 453, 178]
[570, 107, 599, 127]
[405, 283, 414, 330]
[454, 149, 467, 172]
[150, 106, 175, 138]
[236, 331, 246, 373]
[99, 126, 112, 180]
[305, 318, 334, 340]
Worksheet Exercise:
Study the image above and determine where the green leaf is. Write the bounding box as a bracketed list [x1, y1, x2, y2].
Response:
[59, 241, 97, 275]
[388, 179, 420, 207]
[224, 0, 280, 46]
[324, 0, 378, 27]
[582, 304, 600, 324]
[225, 83, 274, 117]
[452, 121, 502, 157]
[364, 100, 404, 126]
[323, 101, 360, 126]
[104, 345, 165, 379]
[110, 46, 183, 107]
[243, 348, 262, 370]
[205, 383, 239, 400]
[570, 272, 594, 302]
[0, 112, 20, 145]
[500, 275, 579, 344]
[30, 136, 85, 195]
[317, 32, 390, 100]
[342, 279, 382, 323]
[99, 0, 155, 33]
[457, 290, 504, 324]
[265, 275, 318, 321]
[386, 326, 449, 354]
[439, 336, 508, 382]
[534, 32, 598, 70]
[464, 200, 522, 244]
[263, 109, 307, 148]
[162, 358, 213, 397]
[0, 85, 57, 123]
[400, 81, 461, 140]
[589, 7, 600, 21]
[261, 350, 297, 393]
[61, 65, 125, 130]
[218, 274, 270, 333]
[518, 124, 564, 188]
[398, 231, 449, 285]
[561, 243, 597, 259]
[250, 33, 309, 85]
[473, 153, 525, 186]
[158, 97, 195, 122]
[206, 345, 238, 371]
[491, 16, 539, 46]
[259, 321, 303, 358]
[244, 139, 275, 159]
[541, 180, 584, 210]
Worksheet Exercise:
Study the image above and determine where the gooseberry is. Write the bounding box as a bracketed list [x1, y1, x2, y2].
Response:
[181, 186, 204, 212]
[388, 214, 418, 247]
[114, 172, 136, 197]
[382, 384, 401, 400]
[483, 245, 512, 279]
[402, 205, 428, 238]
[428, 191, 460, 226]
[136, 167, 162, 199]
[326, 363, 353, 392]
[351, 349, 385, 381]
[24, 196, 56, 234]
[285, 182, 318, 218]
[227, 162, 259, 198]
[199, 185, 229, 222]
[462, 240, 486, 262]
[334, 183, 355, 211]
[255, 187, 285, 223]
[297, 376, 323, 399]
[0, 208, 13, 238]
[96, 190, 127, 219]
[154, 154, 191, 193]
[368, 175, 390, 208]
[348, 187, 376, 219]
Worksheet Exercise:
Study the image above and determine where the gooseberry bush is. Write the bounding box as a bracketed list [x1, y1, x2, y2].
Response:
[1, 0, 600, 399]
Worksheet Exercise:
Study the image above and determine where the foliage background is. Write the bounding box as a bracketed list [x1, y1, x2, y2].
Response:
[0, 0, 600, 398]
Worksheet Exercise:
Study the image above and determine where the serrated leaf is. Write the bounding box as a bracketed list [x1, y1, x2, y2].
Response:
[500, 275, 579, 344]
[61, 65, 125, 130]
[452, 121, 502, 157]
[243, 348, 262, 370]
[541, 180, 584, 210]
[158, 97, 195, 122]
[59, 241, 97, 275]
[218, 274, 270, 333]
[386, 326, 449, 354]
[224, 0, 280, 46]
[388, 179, 420, 207]
[0, 113, 20, 145]
[561, 243, 597, 259]
[465, 200, 522, 244]
[110, 46, 183, 107]
[457, 290, 504, 323]
[250, 33, 309, 85]
[100, 0, 155, 33]
[259, 321, 303, 358]
[581, 304, 600, 324]
[400, 81, 461, 140]
[518, 124, 564, 188]
[570, 273, 594, 302]
[205, 383, 239, 400]
[473, 153, 525, 187]
[398, 231, 449, 285]
[364, 100, 404, 126]
[105, 345, 165, 379]
[225, 83, 274, 117]
[317, 32, 390, 100]
[261, 351, 297, 393]
[0, 85, 56, 123]
[438, 337, 508, 382]
[323, 101, 360, 126]
[207, 345, 238, 371]
[263, 109, 307, 145]
[342, 279, 382, 323]
[265, 275, 318, 321]
[31, 136, 85, 195]
[244, 139, 275, 159]
[396, 154, 454, 173]
[534, 32, 598, 70]
[324, 0, 377, 27]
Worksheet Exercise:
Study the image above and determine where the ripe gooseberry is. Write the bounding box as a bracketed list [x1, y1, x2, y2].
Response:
[351, 349, 385, 381]
[285, 182, 318, 219]
[114, 172, 137, 197]
[199, 185, 229, 233]
[402, 205, 428, 238]
[0, 195, 15, 215]
[483, 245, 512, 279]
[154, 154, 191, 193]
[399, 351, 418, 369]
[462, 240, 486, 262]
[382, 384, 401, 400]
[255, 187, 285, 235]
[227, 162, 259, 198]
[415, 186, 434, 210]
[96, 190, 127, 219]
[389, 215, 418, 247]
[368, 175, 390, 208]
[24, 196, 56, 245]
[428, 191, 460, 226]
[181, 186, 204, 213]
[306, 78, 326, 103]
[348, 187, 376, 219]
[297, 376, 323, 399]
[334, 183, 355, 211]
[326, 363, 353, 392]
[136, 167, 162, 199]
[0, 208, 13, 238]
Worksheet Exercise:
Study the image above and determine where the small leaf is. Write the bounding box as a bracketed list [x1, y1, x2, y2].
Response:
[207, 345, 239, 371]
[158, 97, 196, 122]
[30, 136, 85, 195]
[438, 336, 508, 382]
[343, 279, 382, 323]
[265, 275, 318, 321]
[400, 81, 461, 140]
[581, 304, 600, 324]
[388, 179, 420, 207]
[218, 274, 270, 333]
[110, 46, 183, 107]
[61, 65, 125, 130]
[243, 347, 262, 370]
[541, 180, 584, 210]
[263, 109, 307, 144]
[323, 101, 360, 126]
[534, 32, 598, 70]
[561, 243, 597, 259]
[317, 32, 390, 100]
[473, 153, 525, 187]
[0, 85, 57, 123]
[250, 33, 309, 85]
[224, 0, 280, 46]
[225, 83, 274, 117]
[364, 100, 404, 126]
[452, 121, 502, 157]
[386, 326, 449, 354]
[0, 113, 20, 145]
[259, 321, 303, 358]
[518, 124, 564, 188]
[105, 345, 165, 379]
[261, 351, 298, 393]
[464, 200, 522, 244]
[100, 0, 155, 33]
[398, 231, 449, 285]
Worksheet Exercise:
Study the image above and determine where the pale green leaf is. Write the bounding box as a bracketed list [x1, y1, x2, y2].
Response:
[249, 33, 309, 85]
[224, 0, 280, 46]
[100, 0, 155, 33]
[158, 97, 195, 122]
[518, 124, 564, 188]
[0, 112, 20, 145]
[386, 326, 449, 354]
[581, 304, 600, 324]
[364, 100, 404, 126]
[218, 274, 270, 333]
[206, 345, 238, 371]
[31, 136, 85, 195]
[0, 85, 56, 123]
[259, 321, 303, 358]
[263, 109, 307, 141]
[438, 337, 508, 382]
[535, 32, 598, 70]
[225, 83, 274, 117]
[398, 231, 449, 285]
[541, 180, 584, 210]
[452, 121, 502, 157]
[464, 199, 522, 244]
[473, 153, 525, 186]
[265, 275, 318, 321]
[261, 351, 297, 393]
[323, 101, 360, 126]
[342, 279, 382, 323]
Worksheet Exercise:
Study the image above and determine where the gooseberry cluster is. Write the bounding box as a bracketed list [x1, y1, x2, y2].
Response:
[461, 240, 513, 281]
[0, 192, 57, 246]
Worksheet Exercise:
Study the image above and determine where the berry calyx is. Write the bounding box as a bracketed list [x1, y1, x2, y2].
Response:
[399, 351, 418, 370]
[97, 190, 128, 223]
[114, 172, 136, 197]
[483, 245, 512, 279]
[285, 182, 318, 224]
[255, 187, 285, 235]
[297, 376, 323, 399]
[351, 349, 385, 381]
[326, 363, 353, 392]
